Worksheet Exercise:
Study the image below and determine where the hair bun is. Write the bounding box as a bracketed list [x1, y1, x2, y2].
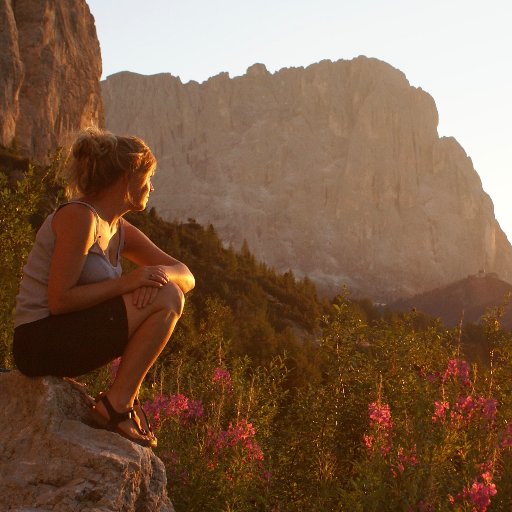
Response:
[72, 127, 116, 160]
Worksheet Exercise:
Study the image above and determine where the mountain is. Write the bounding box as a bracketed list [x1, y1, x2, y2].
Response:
[0, 0, 103, 158]
[101, 57, 512, 301]
[390, 272, 512, 328]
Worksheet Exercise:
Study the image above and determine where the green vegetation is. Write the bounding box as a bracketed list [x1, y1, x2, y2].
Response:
[2, 154, 512, 510]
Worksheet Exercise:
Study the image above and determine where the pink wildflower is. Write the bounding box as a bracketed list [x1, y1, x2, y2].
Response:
[142, 393, 204, 429]
[449, 395, 498, 426]
[363, 434, 374, 450]
[212, 367, 233, 392]
[207, 418, 264, 466]
[432, 401, 450, 423]
[501, 423, 512, 448]
[142, 394, 170, 429]
[167, 393, 189, 416]
[464, 478, 497, 512]
[443, 359, 470, 386]
[365, 402, 393, 456]
[450, 464, 497, 512]
[186, 399, 204, 421]
[368, 402, 393, 431]
[478, 397, 497, 422]
[396, 445, 418, 473]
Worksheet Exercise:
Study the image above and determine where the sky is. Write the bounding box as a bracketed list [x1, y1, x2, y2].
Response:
[88, 0, 512, 240]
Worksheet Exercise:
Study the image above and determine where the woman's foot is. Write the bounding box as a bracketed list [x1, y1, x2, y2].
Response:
[90, 393, 155, 448]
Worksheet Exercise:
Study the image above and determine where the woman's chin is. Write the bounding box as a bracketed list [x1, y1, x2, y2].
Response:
[129, 202, 147, 212]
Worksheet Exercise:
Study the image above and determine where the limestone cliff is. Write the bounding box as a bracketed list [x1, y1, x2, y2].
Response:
[0, 0, 103, 158]
[102, 57, 512, 300]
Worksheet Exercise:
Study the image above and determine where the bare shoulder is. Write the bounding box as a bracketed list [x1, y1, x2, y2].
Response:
[51, 203, 96, 241]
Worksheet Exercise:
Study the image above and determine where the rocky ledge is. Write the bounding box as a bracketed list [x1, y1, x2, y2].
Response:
[0, 371, 174, 512]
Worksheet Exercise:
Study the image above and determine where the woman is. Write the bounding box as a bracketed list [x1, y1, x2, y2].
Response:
[12, 128, 195, 448]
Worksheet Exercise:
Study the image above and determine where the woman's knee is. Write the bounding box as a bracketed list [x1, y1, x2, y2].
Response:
[155, 282, 185, 317]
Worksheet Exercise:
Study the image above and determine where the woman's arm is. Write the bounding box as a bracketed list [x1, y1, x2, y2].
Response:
[47, 205, 165, 315]
[121, 219, 195, 294]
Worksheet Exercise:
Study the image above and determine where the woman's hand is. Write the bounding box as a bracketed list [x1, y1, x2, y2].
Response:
[123, 265, 169, 291]
[132, 286, 159, 309]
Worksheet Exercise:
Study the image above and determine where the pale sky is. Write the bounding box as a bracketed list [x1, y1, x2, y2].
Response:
[88, 0, 512, 240]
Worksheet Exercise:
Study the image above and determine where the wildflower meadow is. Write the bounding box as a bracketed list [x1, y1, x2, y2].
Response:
[91, 299, 512, 511]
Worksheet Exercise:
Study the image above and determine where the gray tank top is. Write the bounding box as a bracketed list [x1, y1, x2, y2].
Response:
[14, 201, 124, 327]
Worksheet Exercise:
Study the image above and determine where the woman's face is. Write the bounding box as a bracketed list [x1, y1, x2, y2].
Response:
[127, 168, 155, 210]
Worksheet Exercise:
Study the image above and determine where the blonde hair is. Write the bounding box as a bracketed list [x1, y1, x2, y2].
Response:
[62, 127, 156, 199]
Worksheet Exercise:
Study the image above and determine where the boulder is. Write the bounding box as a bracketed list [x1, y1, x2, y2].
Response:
[0, 371, 174, 512]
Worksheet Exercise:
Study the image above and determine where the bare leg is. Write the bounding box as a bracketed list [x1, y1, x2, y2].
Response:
[94, 282, 184, 441]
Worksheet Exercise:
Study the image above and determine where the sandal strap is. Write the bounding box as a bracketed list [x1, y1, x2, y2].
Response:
[95, 393, 148, 436]
[98, 394, 134, 430]
[134, 397, 153, 432]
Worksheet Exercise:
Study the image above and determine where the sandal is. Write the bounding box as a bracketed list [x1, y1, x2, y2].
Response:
[94, 392, 158, 446]
[134, 397, 158, 448]
[89, 393, 155, 448]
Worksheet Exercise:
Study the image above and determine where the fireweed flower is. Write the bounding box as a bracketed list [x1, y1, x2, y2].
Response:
[368, 402, 393, 431]
[365, 402, 393, 456]
[449, 464, 497, 512]
[143, 393, 204, 429]
[167, 393, 189, 416]
[501, 423, 512, 448]
[478, 397, 497, 422]
[391, 446, 419, 478]
[396, 445, 418, 473]
[449, 395, 497, 426]
[212, 367, 233, 392]
[363, 434, 374, 450]
[443, 359, 470, 387]
[464, 471, 497, 512]
[432, 401, 450, 422]
[206, 418, 264, 468]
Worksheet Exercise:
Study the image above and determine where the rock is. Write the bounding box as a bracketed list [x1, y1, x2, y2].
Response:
[0, 0, 104, 158]
[0, 0, 23, 149]
[102, 56, 512, 301]
[0, 371, 174, 512]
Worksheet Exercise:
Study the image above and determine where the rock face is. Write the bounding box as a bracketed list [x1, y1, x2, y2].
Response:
[0, 371, 174, 512]
[102, 57, 512, 300]
[0, 0, 103, 158]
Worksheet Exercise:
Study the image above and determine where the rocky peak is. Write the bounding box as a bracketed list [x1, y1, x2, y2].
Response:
[0, 0, 103, 158]
[102, 56, 512, 301]
[0, 371, 174, 511]
[246, 62, 269, 77]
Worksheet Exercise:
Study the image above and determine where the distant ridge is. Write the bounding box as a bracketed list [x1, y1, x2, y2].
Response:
[390, 272, 512, 328]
